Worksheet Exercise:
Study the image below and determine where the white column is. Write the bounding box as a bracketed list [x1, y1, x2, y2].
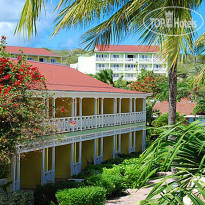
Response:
[101, 98, 104, 127]
[11, 156, 16, 191]
[71, 143, 74, 175]
[129, 98, 132, 123]
[41, 148, 45, 184]
[129, 132, 132, 153]
[119, 134, 121, 153]
[52, 97, 56, 118]
[79, 98, 83, 131]
[71, 98, 74, 117]
[52, 146, 55, 180]
[113, 98, 117, 114]
[152, 53, 154, 71]
[143, 98, 146, 122]
[133, 98, 136, 112]
[142, 129, 146, 151]
[16, 153, 20, 190]
[119, 98, 121, 125]
[94, 98, 97, 128]
[113, 135, 116, 158]
[133, 131, 136, 151]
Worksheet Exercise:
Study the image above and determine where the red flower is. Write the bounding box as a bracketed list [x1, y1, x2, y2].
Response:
[14, 103, 18, 107]
[3, 74, 11, 80]
[61, 107, 65, 112]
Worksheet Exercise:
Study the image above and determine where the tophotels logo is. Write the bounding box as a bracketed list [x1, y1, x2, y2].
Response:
[143, 7, 204, 36]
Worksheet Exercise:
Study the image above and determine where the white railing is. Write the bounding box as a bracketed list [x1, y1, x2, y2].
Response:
[71, 162, 81, 176]
[139, 58, 152, 62]
[46, 111, 145, 134]
[125, 58, 137, 62]
[110, 58, 123, 61]
[96, 58, 109, 61]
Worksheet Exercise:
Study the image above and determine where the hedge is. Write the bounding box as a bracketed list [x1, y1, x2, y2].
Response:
[0, 191, 33, 205]
[34, 180, 84, 205]
[56, 186, 106, 205]
[86, 166, 124, 197]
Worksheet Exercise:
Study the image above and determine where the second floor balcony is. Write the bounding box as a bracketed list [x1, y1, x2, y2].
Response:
[44, 97, 146, 134]
[46, 111, 145, 133]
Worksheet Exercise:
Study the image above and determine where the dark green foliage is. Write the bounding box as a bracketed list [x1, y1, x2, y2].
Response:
[0, 191, 33, 205]
[86, 167, 124, 197]
[56, 186, 106, 205]
[152, 112, 187, 127]
[34, 180, 84, 205]
[194, 98, 205, 115]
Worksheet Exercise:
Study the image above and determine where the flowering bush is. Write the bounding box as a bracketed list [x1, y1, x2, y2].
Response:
[0, 36, 48, 178]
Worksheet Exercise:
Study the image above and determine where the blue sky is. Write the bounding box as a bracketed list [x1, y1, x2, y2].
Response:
[0, 0, 205, 50]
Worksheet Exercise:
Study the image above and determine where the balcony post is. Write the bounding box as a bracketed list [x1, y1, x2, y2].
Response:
[113, 98, 117, 125]
[119, 98, 121, 125]
[129, 98, 132, 123]
[152, 53, 154, 71]
[143, 98, 146, 122]
[129, 132, 132, 153]
[71, 98, 74, 117]
[41, 148, 45, 184]
[94, 98, 97, 128]
[52, 97, 56, 118]
[79, 98, 82, 131]
[101, 98, 104, 127]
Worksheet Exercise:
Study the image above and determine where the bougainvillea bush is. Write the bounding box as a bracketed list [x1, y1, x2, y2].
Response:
[0, 36, 48, 178]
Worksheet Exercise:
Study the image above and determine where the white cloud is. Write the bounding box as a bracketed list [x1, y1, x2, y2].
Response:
[0, 0, 57, 47]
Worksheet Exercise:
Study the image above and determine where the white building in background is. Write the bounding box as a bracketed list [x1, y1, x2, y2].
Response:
[75, 45, 168, 81]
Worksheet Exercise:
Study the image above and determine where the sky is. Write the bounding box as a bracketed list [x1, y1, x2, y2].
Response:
[0, 0, 205, 51]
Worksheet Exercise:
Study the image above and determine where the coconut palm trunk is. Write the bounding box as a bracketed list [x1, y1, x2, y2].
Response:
[168, 62, 177, 125]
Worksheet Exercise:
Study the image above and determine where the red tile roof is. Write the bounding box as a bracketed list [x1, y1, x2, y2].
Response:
[153, 98, 197, 115]
[6, 46, 56, 56]
[96, 45, 159, 53]
[13, 60, 147, 94]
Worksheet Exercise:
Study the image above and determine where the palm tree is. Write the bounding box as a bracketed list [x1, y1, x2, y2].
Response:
[15, 0, 203, 125]
[93, 69, 114, 86]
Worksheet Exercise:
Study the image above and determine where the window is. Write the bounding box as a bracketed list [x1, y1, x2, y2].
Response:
[27, 57, 34, 61]
[96, 54, 108, 58]
[110, 64, 122, 70]
[125, 64, 136, 70]
[113, 74, 122, 78]
[125, 74, 134, 77]
[127, 55, 134, 58]
[39, 58, 47, 62]
[96, 64, 107, 70]
[112, 54, 120, 58]
[51, 58, 57, 63]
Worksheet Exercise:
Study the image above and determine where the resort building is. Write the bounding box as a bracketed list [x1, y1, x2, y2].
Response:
[5, 46, 62, 64]
[75, 45, 168, 81]
[8, 61, 151, 191]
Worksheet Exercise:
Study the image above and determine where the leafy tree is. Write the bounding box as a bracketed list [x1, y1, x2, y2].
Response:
[0, 36, 47, 178]
[129, 70, 160, 96]
[194, 99, 205, 115]
[152, 112, 187, 127]
[114, 75, 130, 89]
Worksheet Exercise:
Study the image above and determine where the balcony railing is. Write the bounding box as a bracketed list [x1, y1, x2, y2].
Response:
[125, 58, 137, 62]
[46, 111, 145, 133]
[96, 58, 109, 61]
[110, 58, 123, 62]
[139, 58, 152, 62]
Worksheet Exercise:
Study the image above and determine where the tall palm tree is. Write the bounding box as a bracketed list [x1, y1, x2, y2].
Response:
[15, 0, 203, 125]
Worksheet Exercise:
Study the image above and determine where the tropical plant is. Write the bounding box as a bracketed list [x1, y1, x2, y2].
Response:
[92, 69, 114, 86]
[194, 99, 205, 115]
[146, 100, 160, 126]
[134, 122, 205, 204]
[152, 112, 187, 127]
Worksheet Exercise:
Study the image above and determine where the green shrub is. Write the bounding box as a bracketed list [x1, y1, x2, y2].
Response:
[86, 166, 124, 197]
[0, 191, 33, 205]
[34, 180, 84, 205]
[56, 186, 106, 205]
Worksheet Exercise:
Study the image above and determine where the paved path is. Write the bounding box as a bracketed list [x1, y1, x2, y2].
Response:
[105, 173, 172, 205]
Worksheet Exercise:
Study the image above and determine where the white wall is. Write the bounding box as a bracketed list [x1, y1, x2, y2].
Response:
[78, 55, 96, 74]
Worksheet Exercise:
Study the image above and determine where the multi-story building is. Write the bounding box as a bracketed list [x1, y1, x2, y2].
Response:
[76, 45, 168, 81]
[3, 60, 151, 191]
[6, 46, 62, 64]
